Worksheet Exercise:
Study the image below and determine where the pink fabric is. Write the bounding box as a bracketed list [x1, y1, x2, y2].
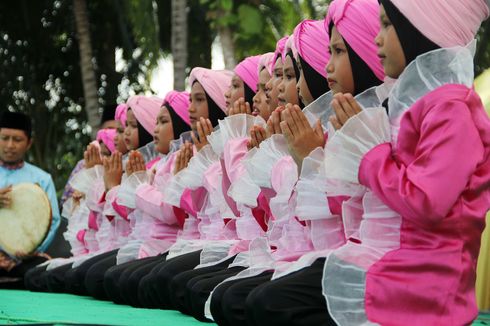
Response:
[87, 211, 99, 231]
[358, 85, 490, 325]
[163, 90, 191, 126]
[189, 68, 233, 112]
[271, 36, 289, 75]
[293, 19, 330, 78]
[258, 52, 274, 75]
[326, 0, 384, 81]
[234, 55, 261, 93]
[96, 129, 116, 153]
[115, 103, 128, 127]
[284, 35, 295, 59]
[126, 95, 163, 134]
[76, 229, 86, 243]
[391, 0, 489, 48]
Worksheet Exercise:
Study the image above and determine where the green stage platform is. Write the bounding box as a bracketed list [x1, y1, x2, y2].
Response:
[0, 290, 488, 325]
[0, 290, 213, 325]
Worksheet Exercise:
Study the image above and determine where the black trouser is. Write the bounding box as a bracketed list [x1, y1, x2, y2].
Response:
[137, 250, 202, 309]
[246, 258, 336, 326]
[185, 265, 246, 322]
[210, 271, 273, 326]
[83, 250, 119, 300]
[24, 263, 49, 292]
[168, 255, 238, 315]
[104, 254, 165, 306]
[43, 262, 74, 293]
[64, 249, 118, 296]
[0, 256, 48, 289]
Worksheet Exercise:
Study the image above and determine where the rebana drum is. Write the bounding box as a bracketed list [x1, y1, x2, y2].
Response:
[0, 183, 52, 257]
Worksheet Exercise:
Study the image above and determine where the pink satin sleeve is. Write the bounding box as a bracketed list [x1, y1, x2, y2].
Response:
[359, 100, 484, 226]
[135, 183, 177, 225]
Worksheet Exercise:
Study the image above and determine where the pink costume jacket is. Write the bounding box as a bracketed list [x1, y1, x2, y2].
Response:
[323, 45, 490, 326]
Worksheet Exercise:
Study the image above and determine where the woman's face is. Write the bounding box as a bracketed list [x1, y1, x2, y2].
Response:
[124, 109, 140, 150]
[278, 55, 300, 106]
[375, 5, 406, 79]
[188, 82, 209, 130]
[265, 57, 283, 111]
[252, 68, 273, 120]
[325, 26, 355, 95]
[115, 120, 128, 154]
[153, 106, 174, 155]
[296, 56, 314, 106]
[224, 74, 245, 111]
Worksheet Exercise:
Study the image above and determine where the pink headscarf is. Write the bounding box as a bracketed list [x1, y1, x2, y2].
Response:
[96, 128, 116, 153]
[284, 35, 295, 60]
[293, 19, 330, 78]
[258, 52, 275, 76]
[271, 36, 289, 75]
[115, 103, 128, 127]
[326, 0, 385, 81]
[189, 68, 233, 113]
[390, 0, 489, 48]
[234, 55, 262, 93]
[163, 90, 191, 126]
[126, 95, 162, 134]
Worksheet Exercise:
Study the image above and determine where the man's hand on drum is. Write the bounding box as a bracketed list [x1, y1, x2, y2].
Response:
[0, 185, 12, 208]
[0, 252, 16, 271]
[103, 151, 123, 191]
[84, 144, 103, 169]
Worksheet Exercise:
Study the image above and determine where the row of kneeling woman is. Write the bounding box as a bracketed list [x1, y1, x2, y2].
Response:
[25, 0, 490, 325]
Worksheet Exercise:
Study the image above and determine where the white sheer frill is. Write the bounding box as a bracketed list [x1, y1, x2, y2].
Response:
[323, 191, 401, 326]
[116, 171, 150, 209]
[218, 114, 266, 142]
[69, 165, 104, 195]
[323, 107, 391, 191]
[62, 198, 90, 257]
[207, 128, 224, 157]
[303, 91, 334, 129]
[295, 147, 330, 221]
[387, 41, 475, 146]
[322, 42, 476, 326]
[163, 145, 219, 207]
[244, 134, 290, 188]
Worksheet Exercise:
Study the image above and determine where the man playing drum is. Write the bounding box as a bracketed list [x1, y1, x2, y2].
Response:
[0, 111, 60, 288]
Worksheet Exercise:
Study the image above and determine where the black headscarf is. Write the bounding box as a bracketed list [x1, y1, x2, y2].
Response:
[285, 51, 305, 108]
[298, 55, 329, 100]
[165, 104, 191, 140]
[329, 22, 382, 96]
[137, 123, 153, 148]
[379, 0, 439, 66]
[0, 111, 32, 139]
[205, 91, 227, 128]
[243, 83, 255, 108]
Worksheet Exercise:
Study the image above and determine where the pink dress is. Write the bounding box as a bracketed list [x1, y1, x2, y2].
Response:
[323, 45, 490, 325]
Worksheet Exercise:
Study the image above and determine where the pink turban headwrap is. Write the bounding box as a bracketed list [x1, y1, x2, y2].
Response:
[96, 128, 116, 153]
[126, 95, 162, 135]
[115, 103, 128, 127]
[258, 52, 275, 76]
[234, 55, 262, 93]
[293, 19, 330, 78]
[189, 68, 233, 113]
[163, 90, 191, 126]
[326, 0, 385, 81]
[389, 0, 489, 48]
[271, 36, 289, 75]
